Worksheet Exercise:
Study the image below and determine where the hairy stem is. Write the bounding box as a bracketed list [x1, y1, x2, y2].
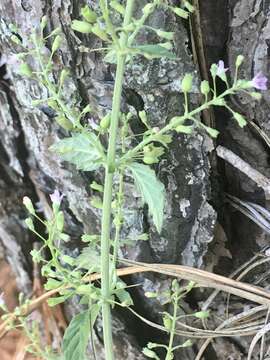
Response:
[100, 1, 134, 359]
[165, 294, 178, 360]
[121, 86, 237, 163]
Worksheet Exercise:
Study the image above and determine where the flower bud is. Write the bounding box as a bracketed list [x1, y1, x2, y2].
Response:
[204, 126, 219, 138]
[100, 113, 111, 129]
[71, 20, 92, 34]
[171, 6, 189, 19]
[142, 348, 159, 359]
[40, 15, 48, 30]
[181, 74, 193, 93]
[81, 5, 97, 23]
[51, 35, 61, 54]
[55, 115, 73, 131]
[25, 217, 35, 231]
[23, 196, 35, 215]
[91, 24, 109, 41]
[143, 156, 157, 165]
[56, 211, 64, 232]
[19, 63, 33, 77]
[250, 92, 262, 100]
[183, 1, 195, 12]
[163, 315, 172, 331]
[142, 3, 154, 15]
[212, 98, 226, 106]
[200, 80, 210, 95]
[156, 30, 174, 41]
[175, 125, 193, 134]
[233, 112, 247, 128]
[194, 310, 210, 319]
[110, 1, 125, 15]
[10, 35, 21, 45]
[235, 55, 244, 68]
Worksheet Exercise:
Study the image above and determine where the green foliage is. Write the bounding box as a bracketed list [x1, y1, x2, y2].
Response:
[127, 162, 165, 233]
[62, 310, 92, 360]
[143, 280, 196, 360]
[133, 44, 176, 60]
[14, 1, 266, 359]
[51, 132, 105, 171]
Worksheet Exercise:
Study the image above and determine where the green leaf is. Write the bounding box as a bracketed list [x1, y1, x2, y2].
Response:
[44, 278, 62, 291]
[104, 49, 117, 64]
[62, 310, 90, 360]
[115, 280, 134, 306]
[89, 303, 101, 327]
[51, 133, 104, 171]
[127, 163, 165, 233]
[47, 294, 71, 307]
[134, 44, 176, 60]
[75, 246, 100, 271]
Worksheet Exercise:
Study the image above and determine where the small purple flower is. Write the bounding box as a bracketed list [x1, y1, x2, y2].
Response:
[50, 189, 64, 205]
[0, 292, 5, 307]
[217, 60, 229, 76]
[251, 72, 268, 90]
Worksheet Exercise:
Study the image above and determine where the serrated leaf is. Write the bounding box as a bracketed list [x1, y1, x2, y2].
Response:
[104, 49, 117, 64]
[51, 133, 104, 171]
[75, 246, 100, 271]
[127, 163, 165, 233]
[134, 44, 176, 60]
[62, 310, 90, 360]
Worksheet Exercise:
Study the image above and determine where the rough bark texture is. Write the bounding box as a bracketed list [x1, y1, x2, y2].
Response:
[0, 0, 269, 359]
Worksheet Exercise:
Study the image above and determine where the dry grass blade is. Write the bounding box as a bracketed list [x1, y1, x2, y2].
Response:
[1, 260, 270, 342]
[249, 120, 270, 149]
[247, 322, 270, 360]
[216, 145, 270, 198]
[202, 250, 266, 312]
[120, 259, 270, 306]
[195, 305, 267, 360]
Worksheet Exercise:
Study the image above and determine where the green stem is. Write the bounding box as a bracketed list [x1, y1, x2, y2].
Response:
[128, 0, 159, 46]
[165, 294, 178, 360]
[33, 37, 79, 127]
[112, 171, 124, 269]
[100, 1, 134, 359]
[121, 86, 237, 163]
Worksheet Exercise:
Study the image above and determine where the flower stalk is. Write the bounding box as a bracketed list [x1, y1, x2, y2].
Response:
[99, 1, 134, 358]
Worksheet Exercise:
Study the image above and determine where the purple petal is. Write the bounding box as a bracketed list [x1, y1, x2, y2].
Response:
[217, 60, 229, 76]
[50, 189, 64, 205]
[0, 292, 5, 307]
[251, 72, 268, 90]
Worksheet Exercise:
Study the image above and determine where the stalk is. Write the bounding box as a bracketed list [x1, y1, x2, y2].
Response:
[165, 294, 178, 360]
[100, 1, 134, 359]
[121, 86, 238, 163]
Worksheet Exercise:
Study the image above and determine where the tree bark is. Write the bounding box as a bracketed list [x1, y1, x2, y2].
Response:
[0, 0, 269, 359]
